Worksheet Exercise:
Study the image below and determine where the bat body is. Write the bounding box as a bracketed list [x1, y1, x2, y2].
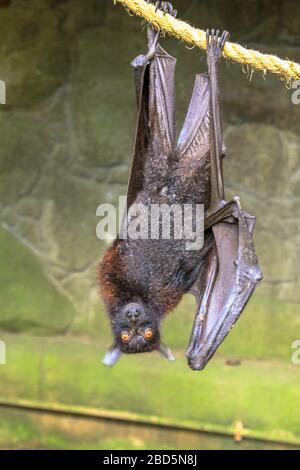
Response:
[99, 22, 262, 370]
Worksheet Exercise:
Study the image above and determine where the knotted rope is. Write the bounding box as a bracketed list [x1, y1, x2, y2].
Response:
[114, 0, 300, 82]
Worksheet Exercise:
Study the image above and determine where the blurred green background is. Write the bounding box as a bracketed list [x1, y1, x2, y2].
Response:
[0, 0, 299, 450]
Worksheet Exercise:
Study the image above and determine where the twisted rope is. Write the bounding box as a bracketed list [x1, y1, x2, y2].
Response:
[114, 0, 300, 82]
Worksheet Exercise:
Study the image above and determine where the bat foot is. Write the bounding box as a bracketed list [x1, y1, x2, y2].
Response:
[206, 29, 230, 60]
[147, 1, 177, 18]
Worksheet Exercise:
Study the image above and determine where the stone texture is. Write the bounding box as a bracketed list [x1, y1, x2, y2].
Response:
[70, 27, 142, 167]
[0, 110, 50, 208]
[224, 124, 300, 303]
[219, 47, 300, 134]
[0, 227, 74, 334]
[0, 0, 69, 108]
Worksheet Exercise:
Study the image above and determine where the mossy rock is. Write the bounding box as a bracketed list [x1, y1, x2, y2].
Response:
[0, 228, 74, 334]
[70, 27, 144, 167]
[0, 110, 51, 207]
[0, 0, 69, 108]
[223, 124, 300, 303]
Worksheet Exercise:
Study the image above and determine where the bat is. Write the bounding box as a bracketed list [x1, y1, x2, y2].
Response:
[98, 4, 262, 370]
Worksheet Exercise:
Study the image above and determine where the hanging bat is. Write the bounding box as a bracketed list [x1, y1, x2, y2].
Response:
[98, 5, 262, 370]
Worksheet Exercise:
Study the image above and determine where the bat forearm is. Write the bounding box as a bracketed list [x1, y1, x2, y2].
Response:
[207, 30, 227, 210]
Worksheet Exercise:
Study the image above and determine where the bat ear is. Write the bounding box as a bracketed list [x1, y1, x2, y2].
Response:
[102, 344, 122, 367]
[158, 344, 175, 362]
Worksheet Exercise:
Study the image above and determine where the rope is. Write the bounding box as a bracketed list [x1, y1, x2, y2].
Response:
[114, 0, 300, 82]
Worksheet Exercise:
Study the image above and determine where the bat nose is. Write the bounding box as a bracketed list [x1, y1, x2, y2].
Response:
[125, 304, 142, 321]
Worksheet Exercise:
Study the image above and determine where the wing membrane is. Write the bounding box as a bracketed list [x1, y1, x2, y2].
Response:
[127, 32, 176, 207]
[187, 199, 262, 370]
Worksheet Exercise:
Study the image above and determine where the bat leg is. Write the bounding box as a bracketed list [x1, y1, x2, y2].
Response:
[141, 2, 178, 66]
[206, 28, 230, 212]
[143, 29, 160, 65]
[127, 20, 176, 207]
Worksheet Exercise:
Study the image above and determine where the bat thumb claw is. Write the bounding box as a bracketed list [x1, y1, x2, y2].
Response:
[102, 345, 122, 367]
[158, 344, 175, 361]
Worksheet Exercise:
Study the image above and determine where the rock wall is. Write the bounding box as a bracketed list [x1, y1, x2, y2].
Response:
[0, 0, 299, 344]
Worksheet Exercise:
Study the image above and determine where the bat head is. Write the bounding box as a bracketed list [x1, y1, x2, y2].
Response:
[102, 301, 175, 367]
[99, 243, 176, 366]
[112, 301, 160, 354]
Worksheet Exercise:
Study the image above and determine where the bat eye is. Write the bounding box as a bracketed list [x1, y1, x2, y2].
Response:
[120, 332, 130, 343]
[143, 328, 154, 341]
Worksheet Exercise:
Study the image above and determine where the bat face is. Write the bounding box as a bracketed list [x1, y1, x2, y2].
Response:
[99, 237, 183, 364]
[99, 241, 177, 365]
[112, 302, 160, 354]
[99, 244, 162, 354]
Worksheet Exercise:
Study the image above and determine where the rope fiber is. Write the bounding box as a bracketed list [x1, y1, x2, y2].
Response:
[114, 0, 300, 82]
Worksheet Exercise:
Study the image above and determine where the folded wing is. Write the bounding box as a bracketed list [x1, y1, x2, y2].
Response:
[127, 29, 176, 207]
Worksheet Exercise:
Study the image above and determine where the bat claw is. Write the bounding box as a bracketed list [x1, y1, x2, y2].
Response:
[233, 195, 241, 209]
[206, 28, 230, 60]
[147, 1, 177, 18]
[162, 2, 177, 18]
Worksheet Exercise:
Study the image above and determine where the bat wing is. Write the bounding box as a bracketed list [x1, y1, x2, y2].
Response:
[186, 30, 262, 370]
[126, 29, 176, 207]
[176, 74, 226, 165]
[187, 198, 262, 370]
